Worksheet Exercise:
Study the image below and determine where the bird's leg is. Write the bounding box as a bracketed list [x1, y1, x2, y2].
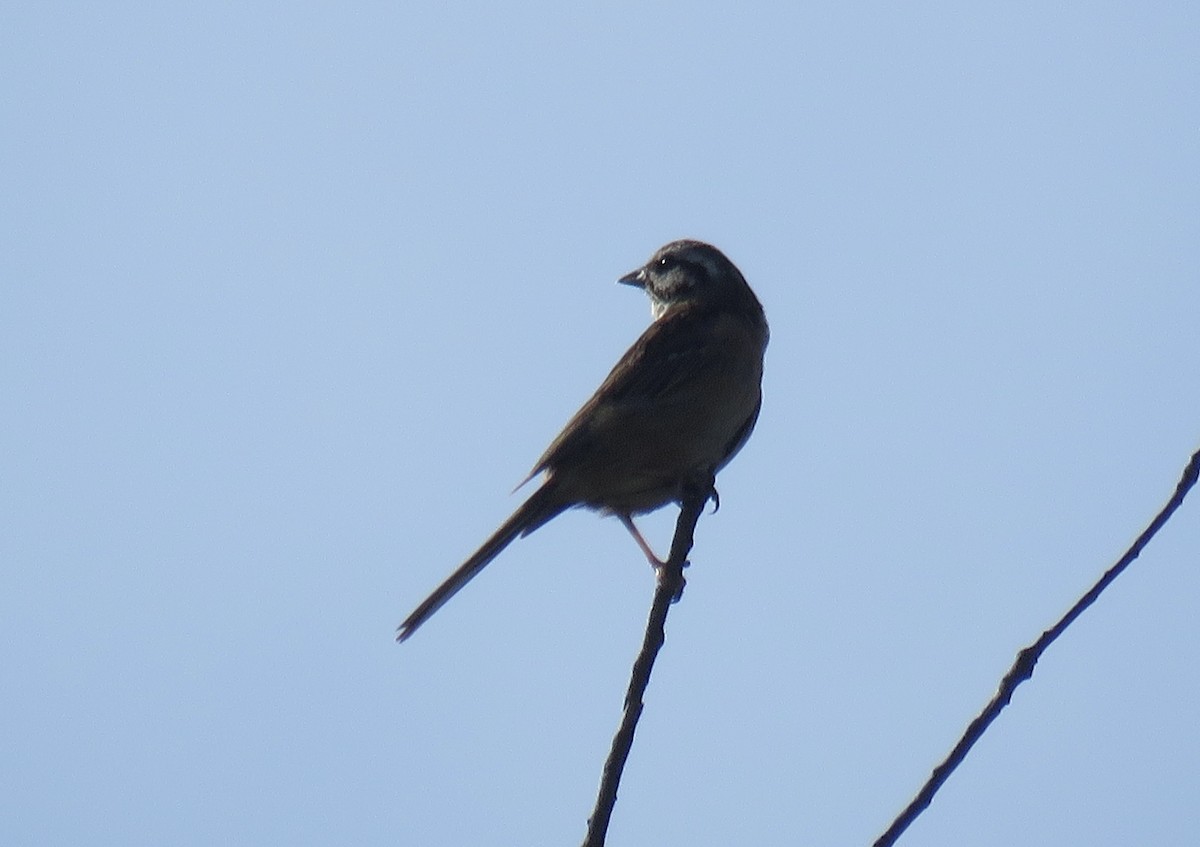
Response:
[618, 514, 665, 569]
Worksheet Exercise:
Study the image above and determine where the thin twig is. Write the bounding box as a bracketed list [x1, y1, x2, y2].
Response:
[874, 447, 1200, 847]
[581, 482, 712, 847]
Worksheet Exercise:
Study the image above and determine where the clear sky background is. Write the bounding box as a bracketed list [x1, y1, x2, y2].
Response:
[3, 3, 1198, 846]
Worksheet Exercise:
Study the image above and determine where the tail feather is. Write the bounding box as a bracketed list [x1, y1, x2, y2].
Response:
[397, 482, 565, 642]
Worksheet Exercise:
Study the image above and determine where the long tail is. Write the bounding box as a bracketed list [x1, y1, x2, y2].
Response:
[396, 482, 566, 642]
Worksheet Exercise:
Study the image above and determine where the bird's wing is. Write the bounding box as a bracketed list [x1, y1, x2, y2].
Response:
[526, 303, 744, 480]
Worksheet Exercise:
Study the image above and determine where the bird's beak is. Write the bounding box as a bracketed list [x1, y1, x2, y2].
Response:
[618, 267, 646, 288]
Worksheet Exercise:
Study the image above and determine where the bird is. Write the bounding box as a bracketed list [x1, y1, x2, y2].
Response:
[397, 239, 768, 642]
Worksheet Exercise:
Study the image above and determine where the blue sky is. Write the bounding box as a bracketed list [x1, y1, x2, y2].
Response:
[3, 3, 1198, 845]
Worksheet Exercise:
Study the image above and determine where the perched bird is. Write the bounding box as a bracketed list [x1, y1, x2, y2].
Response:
[397, 240, 768, 641]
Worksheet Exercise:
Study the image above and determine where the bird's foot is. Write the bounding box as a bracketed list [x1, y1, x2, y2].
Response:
[618, 514, 665, 568]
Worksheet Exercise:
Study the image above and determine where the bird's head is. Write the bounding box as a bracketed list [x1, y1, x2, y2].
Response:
[618, 240, 755, 320]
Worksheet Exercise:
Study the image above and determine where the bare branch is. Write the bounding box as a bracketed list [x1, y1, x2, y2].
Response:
[874, 447, 1200, 846]
[581, 481, 713, 847]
